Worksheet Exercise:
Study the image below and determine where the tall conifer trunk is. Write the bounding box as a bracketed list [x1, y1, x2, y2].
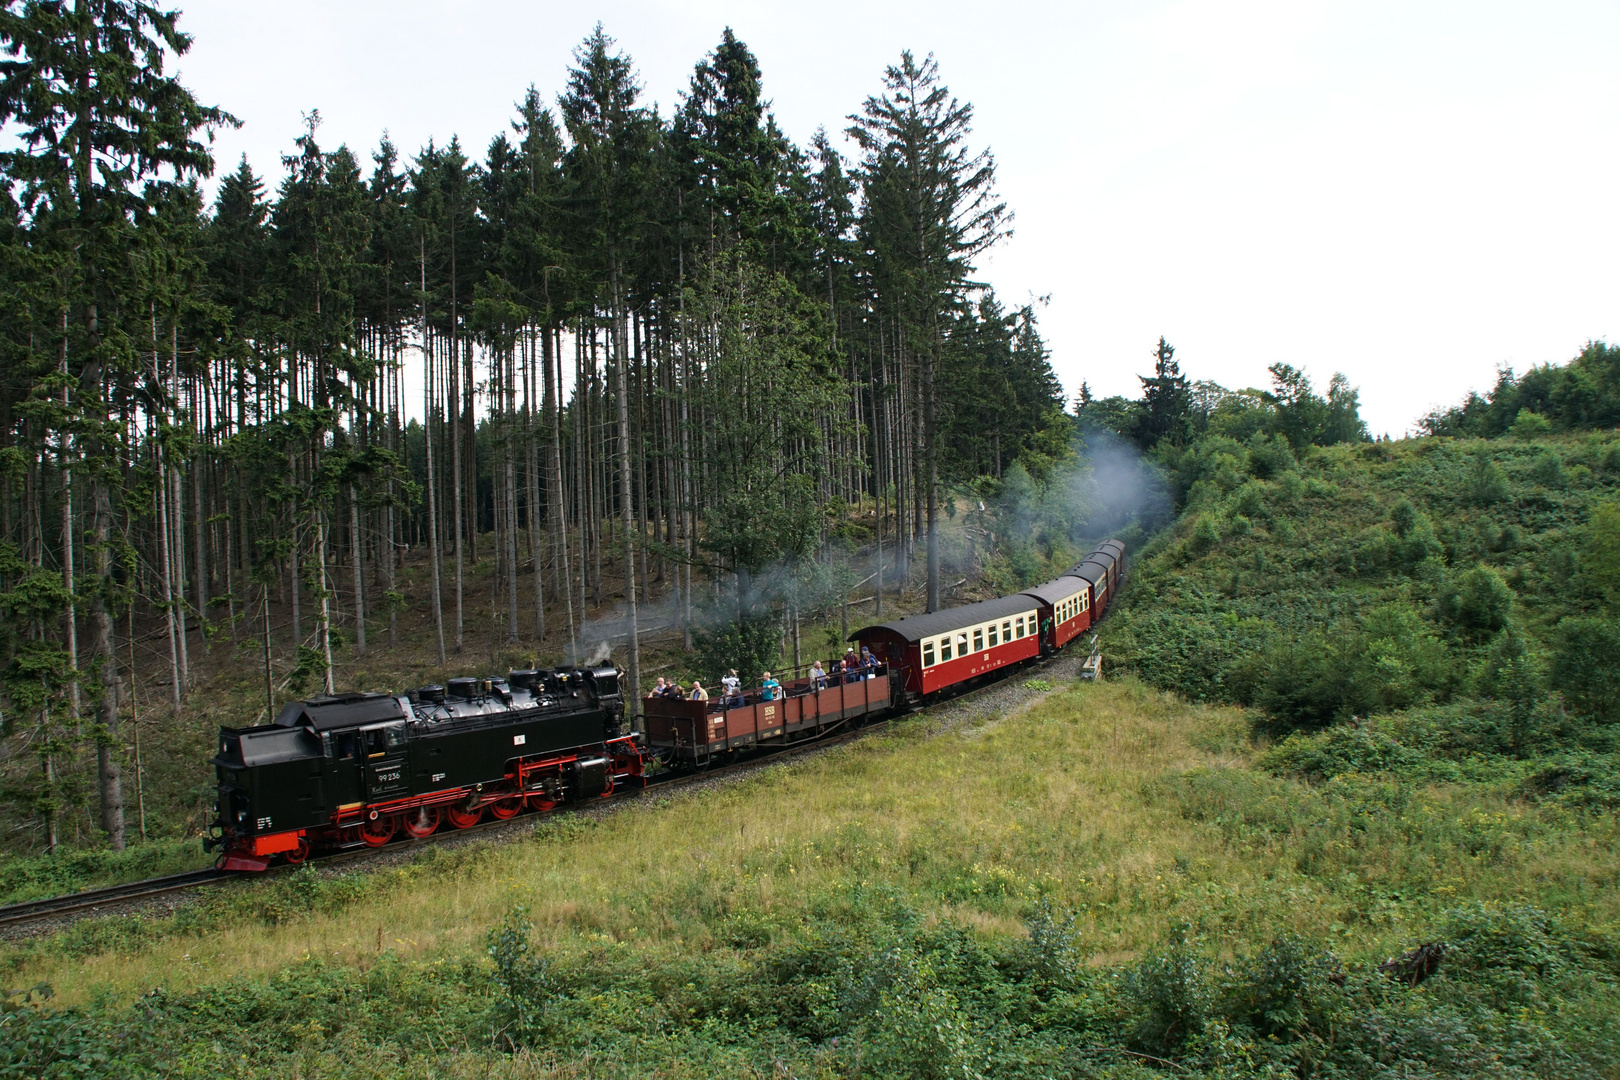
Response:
[349, 483, 365, 655]
[421, 247, 447, 665]
[504, 345, 519, 645]
[528, 328, 545, 640]
[613, 270, 641, 717]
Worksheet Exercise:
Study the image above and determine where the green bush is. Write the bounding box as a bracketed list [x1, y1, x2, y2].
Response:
[1189, 513, 1220, 555]
[1435, 564, 1514, 641]
[1247, 433, 1297, 479]
[1552, 617, 1620, 723]
[1512, 408, 1552, 440]
[1260, 722, 1429, 780]
[1531, 447, 1568, 490]
[1469, 450, 1512, 505]
[1123, 929, 1213, 1055]
[1256, 605, 1455, 727]
[1232, 934, 1343, 1040]
[1518, 751, 1620, 808]
[0, 986, 152, 1079]
[13, 888, 1619, 1079]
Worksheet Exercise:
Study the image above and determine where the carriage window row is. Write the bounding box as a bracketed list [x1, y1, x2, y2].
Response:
[1055, 592, 1091, 624]
[920, 611, 1038, 668]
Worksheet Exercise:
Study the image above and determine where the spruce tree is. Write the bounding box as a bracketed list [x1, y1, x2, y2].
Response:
[1134, 336, 1191, 449]
[849, 51, 1008, 611]
[0, 0, 230, 848]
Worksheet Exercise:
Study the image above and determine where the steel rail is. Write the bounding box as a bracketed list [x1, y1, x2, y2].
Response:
[0, 868, 230, 929]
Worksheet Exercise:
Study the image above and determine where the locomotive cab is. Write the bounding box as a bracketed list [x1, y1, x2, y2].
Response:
[208, 722, 328, 867]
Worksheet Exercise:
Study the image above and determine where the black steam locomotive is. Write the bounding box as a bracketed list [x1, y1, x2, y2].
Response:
[206, 664, 642, 870]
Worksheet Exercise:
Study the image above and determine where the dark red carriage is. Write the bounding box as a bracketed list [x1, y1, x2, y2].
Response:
[1019, 575, 1093, 652]
[849, 594, 1043, 698]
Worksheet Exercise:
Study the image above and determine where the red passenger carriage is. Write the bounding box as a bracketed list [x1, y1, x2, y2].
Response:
[1063, 558, 1111, 614]
[1020, 576, 1093, 651]
[1065, 541, 1125, 614]
[849, 594, 1042, 697]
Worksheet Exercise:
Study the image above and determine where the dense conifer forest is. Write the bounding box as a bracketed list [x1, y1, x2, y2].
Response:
[0, 8, 1071, 854]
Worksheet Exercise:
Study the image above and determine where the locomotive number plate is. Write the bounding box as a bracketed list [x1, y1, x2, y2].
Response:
[376, 769, 401, 783]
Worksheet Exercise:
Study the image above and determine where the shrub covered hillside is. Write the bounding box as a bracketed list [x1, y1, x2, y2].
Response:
[1111, 429, 1620, 797]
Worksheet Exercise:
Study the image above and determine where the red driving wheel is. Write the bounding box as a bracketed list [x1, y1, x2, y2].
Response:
[285, 837, 311, 865]
[526, 793, 558, 812]
[402, 806, 440, 839]
[489, 797, 523, 820]
[360, 814, 396, 848]
[447, 805, 482, 829]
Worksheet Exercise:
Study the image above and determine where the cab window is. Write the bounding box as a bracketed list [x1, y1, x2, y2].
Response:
[334, 731, 359, 760]
[363, 726, 404, 758]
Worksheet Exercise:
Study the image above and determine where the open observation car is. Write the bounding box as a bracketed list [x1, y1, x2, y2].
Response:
[643, 667, 895, 766]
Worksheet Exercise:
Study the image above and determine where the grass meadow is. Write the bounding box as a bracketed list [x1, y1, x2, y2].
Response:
[4, 677, 1618, 1077]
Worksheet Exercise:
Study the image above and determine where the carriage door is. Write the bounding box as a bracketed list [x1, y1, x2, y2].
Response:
[362, 722, 409, 799]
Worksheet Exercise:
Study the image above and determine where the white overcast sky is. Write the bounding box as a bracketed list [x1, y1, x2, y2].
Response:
[170, 0, 1619, 438]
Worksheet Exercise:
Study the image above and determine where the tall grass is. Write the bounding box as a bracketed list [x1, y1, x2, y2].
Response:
[8, 680, 1615, 996]
[5, 679, 1617, 1076]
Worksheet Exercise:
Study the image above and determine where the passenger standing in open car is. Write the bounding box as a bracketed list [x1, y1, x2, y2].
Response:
[690, 680, 709, 702]
[761, 672, 781, 701]
[860, 646, 875, 674]
[810, 660, 827, 690]
[722, 669, 742, 706]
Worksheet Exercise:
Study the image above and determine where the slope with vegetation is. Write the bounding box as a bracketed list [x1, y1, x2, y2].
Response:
[1106, 338, 1620, 810]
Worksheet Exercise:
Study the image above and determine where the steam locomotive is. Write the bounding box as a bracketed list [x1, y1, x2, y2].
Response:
[206, 664, 641, 870]
[208, 541, 1124, 870]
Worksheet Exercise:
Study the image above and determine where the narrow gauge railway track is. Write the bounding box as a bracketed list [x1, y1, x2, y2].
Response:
[0, 649, 1065, 936]
[0, 706, 901, 933]
[0, 868, 229, 930]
